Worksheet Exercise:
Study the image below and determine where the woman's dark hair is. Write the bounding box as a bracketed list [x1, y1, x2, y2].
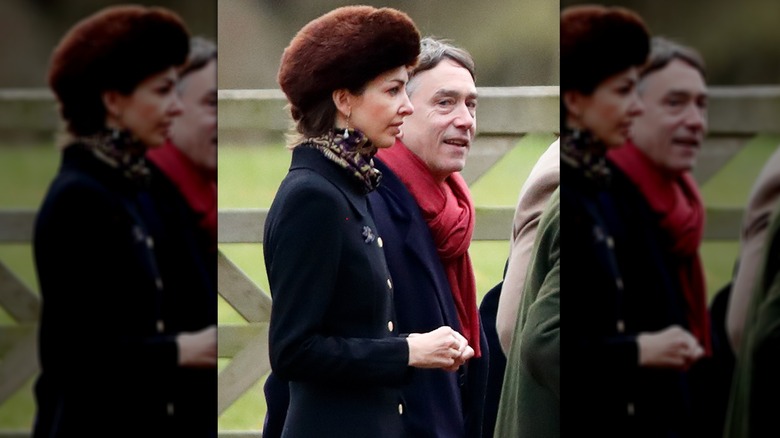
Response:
[561, 5, 650, 96]
[48, 5, 190, 136]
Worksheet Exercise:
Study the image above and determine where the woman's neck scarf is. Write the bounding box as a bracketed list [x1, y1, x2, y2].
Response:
[300, 128, 382, 193]
[608, 142, 711, 356]
[378, 139, 481, 357]
[75, 128, 150, 185]
[561, 127, 611, 187]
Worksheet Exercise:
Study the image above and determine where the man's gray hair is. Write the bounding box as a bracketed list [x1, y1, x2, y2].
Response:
[407, 37, 475, 95]
[640, 36, 705, 82]
[177, 36, 217, 91]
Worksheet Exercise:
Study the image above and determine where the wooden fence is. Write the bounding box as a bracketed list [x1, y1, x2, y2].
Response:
[1, 86, 780, 436]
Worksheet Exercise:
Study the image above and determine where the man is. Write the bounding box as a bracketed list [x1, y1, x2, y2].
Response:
[146, 36, 218, 435]
[148, 36, 217, 250]
[368, 37, 488, 438]
[605, 36, 709, 436]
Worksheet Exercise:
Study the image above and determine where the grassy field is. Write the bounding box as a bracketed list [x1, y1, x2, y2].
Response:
[0, 133, 776, 431]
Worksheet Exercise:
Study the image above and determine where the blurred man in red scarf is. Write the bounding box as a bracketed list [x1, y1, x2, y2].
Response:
[606, 37, 715, 436]
[148, 37, 217, 253]
[369, 37, 489, 437]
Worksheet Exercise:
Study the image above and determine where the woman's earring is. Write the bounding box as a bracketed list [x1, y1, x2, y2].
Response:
[343, 111, 351, 139]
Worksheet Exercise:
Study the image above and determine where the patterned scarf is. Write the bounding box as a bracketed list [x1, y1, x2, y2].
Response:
[299, 128, 382, 193]
[561, 127, 611, 187]
[608, 142, 711, 356]
[377, 139, 481, 358]
[74, 128, 151, 185]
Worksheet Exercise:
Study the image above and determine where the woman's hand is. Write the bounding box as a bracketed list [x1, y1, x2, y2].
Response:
[177, 325, 217, 368]
[407, 326, 475, 372]
[637, 325, 704, 370]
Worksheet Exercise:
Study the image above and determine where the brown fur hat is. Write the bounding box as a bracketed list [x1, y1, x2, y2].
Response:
[561, 5, 649, 95]
[278, 6, 420, 121]
[48, 5, 190, 136]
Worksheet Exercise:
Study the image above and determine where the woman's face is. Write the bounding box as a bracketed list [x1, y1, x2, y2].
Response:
[347, 66, 414, 149]
[565, 67, 644, 148]
[104, 67, 183, 148]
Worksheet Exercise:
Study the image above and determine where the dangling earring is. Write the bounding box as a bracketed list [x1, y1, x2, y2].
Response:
[343, 111, 351, 139]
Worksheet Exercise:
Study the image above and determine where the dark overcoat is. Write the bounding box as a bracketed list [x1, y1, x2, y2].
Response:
[33, 145, 216, 437]
[562, 160, 693, 438]
[367, 158, 489, 438]
[264, 147, 410, 438]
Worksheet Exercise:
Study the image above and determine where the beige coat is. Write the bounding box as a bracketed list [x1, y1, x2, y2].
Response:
[496, 138, 560, 354]
[726, 145, 780, 351]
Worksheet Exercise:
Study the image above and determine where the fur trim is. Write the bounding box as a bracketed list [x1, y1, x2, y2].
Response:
[278, 6, 420, 118]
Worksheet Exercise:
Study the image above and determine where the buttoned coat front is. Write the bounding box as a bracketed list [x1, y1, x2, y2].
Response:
[367, 159, 489, 438]
[264, 147, 410, 438]
[33, 145, 215, 437]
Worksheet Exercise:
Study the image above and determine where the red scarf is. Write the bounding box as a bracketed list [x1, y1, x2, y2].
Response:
[608, 142, 711, 355]
[378, 140, 481, 357]
[147, 141, 217, 251]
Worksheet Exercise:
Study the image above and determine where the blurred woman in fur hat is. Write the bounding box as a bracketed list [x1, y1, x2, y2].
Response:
[33, 5, 216, 436]
[561, 5, 705, 437]
[263, 6, 475, 437]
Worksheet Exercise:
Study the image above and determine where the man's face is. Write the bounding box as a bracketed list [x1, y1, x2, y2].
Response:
[401, 59, 477, 182]
[170, 59, 217, 177]
[630, 59, 708, 175]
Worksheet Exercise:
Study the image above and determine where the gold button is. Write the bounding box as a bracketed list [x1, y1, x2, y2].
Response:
[378, 237, 384, 248]
[156, 320, 165, 333]
[398, 403, 403, 415]
[387, 278, 393, 289]
[617, 320, 625, 333]
[387, 321, 394, 332]
[606, 237, 614, 248]
[627, 402, 635, 416]
[146, 236, 154, 248]
[616, 278, 624, 291]
[156, 278, 164, 290]
[167, 402, 174, 415]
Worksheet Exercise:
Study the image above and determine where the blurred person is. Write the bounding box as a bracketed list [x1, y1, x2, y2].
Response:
[264, 7, 474, 437]
[726, 146, 780, 351]
[493, 184, 559, 438]
[605, 36, 712, 437]
[560, 6, 705, 437]
[368, 36, 489, 437]
[496, 138, 560, 355]
[33, 6, 216, 437]
[488, 136, 559, 438]
[147, 36, 217, 252]
[724, 162, 780, 437]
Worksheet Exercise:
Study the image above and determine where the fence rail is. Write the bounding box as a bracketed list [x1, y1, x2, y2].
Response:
[2, 86, 778, 437]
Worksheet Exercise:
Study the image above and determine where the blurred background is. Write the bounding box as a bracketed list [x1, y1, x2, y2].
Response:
[0, 0, 215, 88]
[218, 0, 559, 88]
[562, 0, 780, 85]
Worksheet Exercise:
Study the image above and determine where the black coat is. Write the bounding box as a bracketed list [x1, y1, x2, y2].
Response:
[368, 159, 489, 438]
[562, 160, 692, 438]
[32, 145, 216, 437]
[264, 147, 410, 438]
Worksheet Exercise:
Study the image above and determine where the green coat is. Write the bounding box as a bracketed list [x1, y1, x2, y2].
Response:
[725, 203, 780, 438]
[494, 188, 560, 438]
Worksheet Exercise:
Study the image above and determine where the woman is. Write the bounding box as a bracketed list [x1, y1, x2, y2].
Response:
[34, 6, 216, 436]
[560, 5, 702, 437]
[264, 6, 473, 438]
